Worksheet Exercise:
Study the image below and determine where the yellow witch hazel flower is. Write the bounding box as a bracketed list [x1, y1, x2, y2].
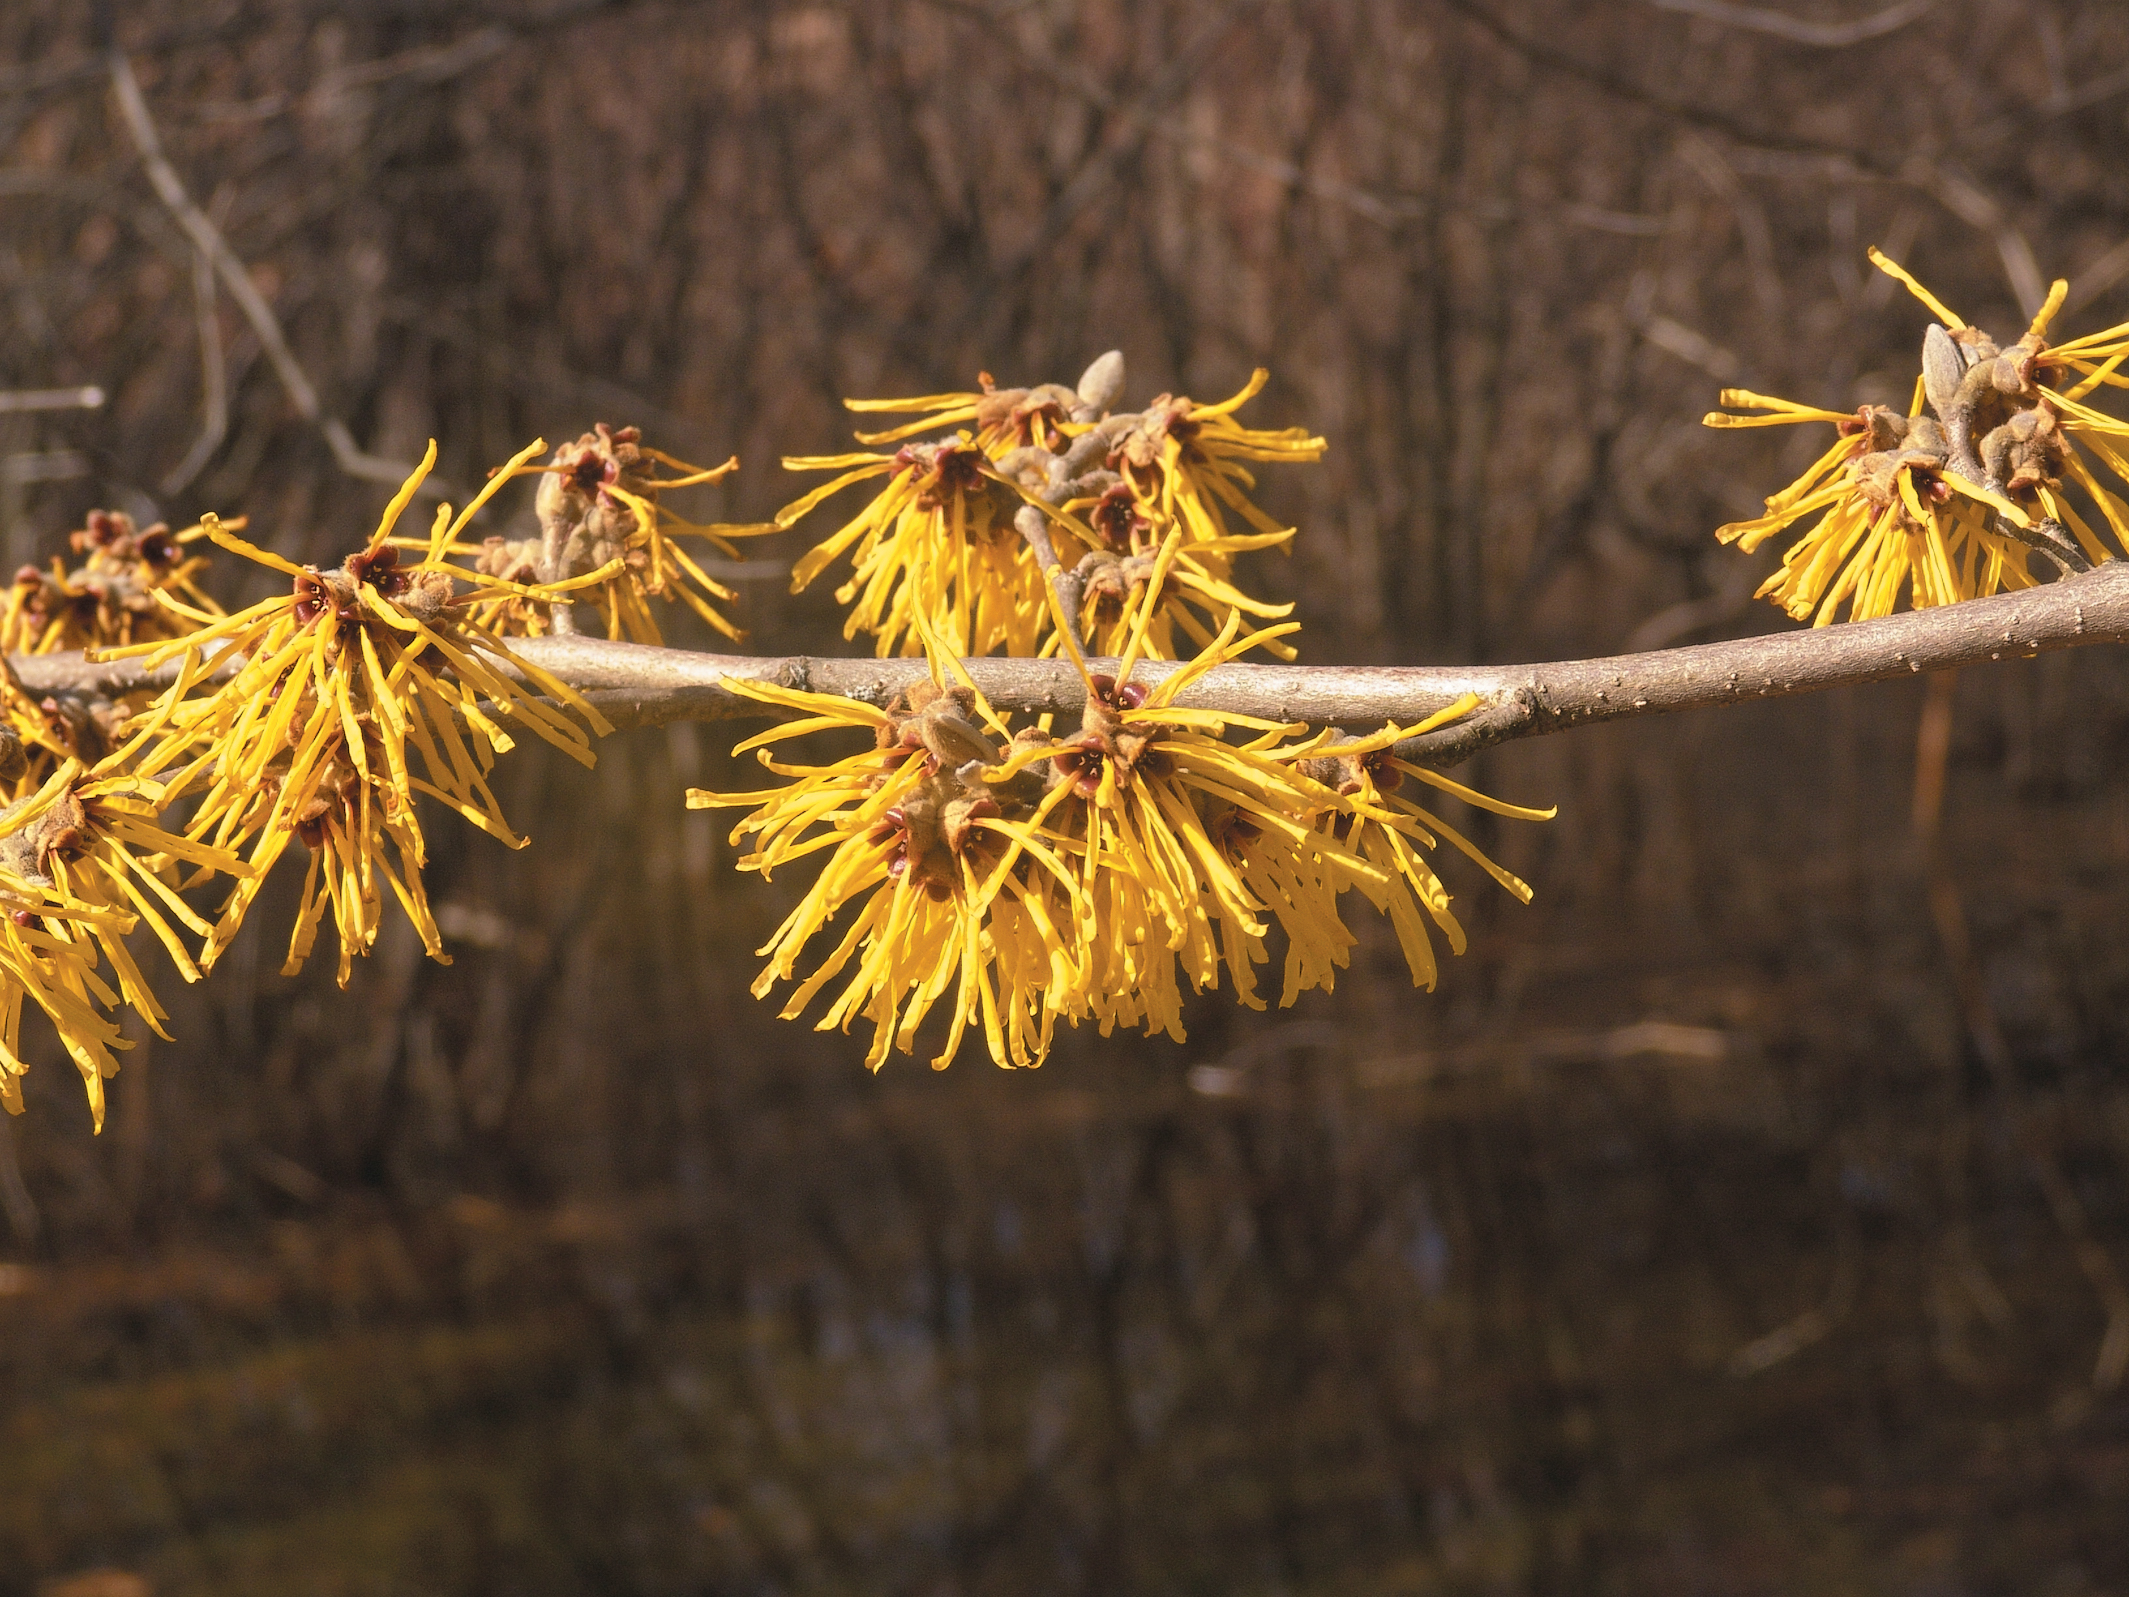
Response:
[1018, 365, 1323, 662]
[0, 878, 130, 1129]
[1707, 248, 2129, 624]
[775, 353, 1321, 662]
[437, 424, 772, 645]
[0, 509, 224, 656]
[101, 440, 613, 985]
[691, 650, 1081, 1072]
[0, 753, 249, 1127]
[1290, 721, 1548, 993]
[975, 535, 1338, 1035]
[693, 531, 1551, 1070]
[777, 435, 1045, 660]
[1010, 538, 1547, 1032]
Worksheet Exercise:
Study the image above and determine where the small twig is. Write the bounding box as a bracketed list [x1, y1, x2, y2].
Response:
[1918, 162, 2048, 320]
[1014, 503, 1085, 659]
[0, 386, 104, 414]
[1623, 556, 1765, 652]
[1392, 694, 1539, 769]
[536, 511, 580, 638]
[1434, 0, 1885, 168]
[161, 239, 227, 495]
[1644, 0, 1936, 49]
[2002, 516, 2093, 577]
[2062, 233, 2129, 318]
[967, 0, 1274, 290]
[107, 51, 429, 489]
[1911, 668, 1957, 844]
[922, 0, 1670, 238]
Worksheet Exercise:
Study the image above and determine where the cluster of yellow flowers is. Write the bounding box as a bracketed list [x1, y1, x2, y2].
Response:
[431, 423, 772, 646]
[775, 355, 1319, 661]
[691, 556, 1546, 1071]
[1708, 249, 2129, 622]
[701, 353, 1552, 1072]
[0, 440, 642, 1126]
[0, 508, 240, 1125]
[0, 354, 1553, 1121]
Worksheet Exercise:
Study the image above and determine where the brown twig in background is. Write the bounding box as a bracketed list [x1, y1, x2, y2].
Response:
[1643, 0, 1937, 49]
[106, 51, 428, 489]
[1911, 669, 2129, 1391]
[160, 237, 226, 495]
[0, 386, 105, 414]
[926, 0, 1673, 237]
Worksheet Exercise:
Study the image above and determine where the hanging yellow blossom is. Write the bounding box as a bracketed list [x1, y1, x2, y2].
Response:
[981, 552, 1332, 1037]
[0, 754, 249, 1125]
[1707, 248, 2129, 624]
[996, 537, 1542, 1036]
[689, 662, 1080, 1072]
[698, 528, 1552, 1071]
[776, 437, 1041, 659]
[101, 440, 613, 985]
[1015, 488, 1301, 663]
[0, 735, 248, 1129]
[0, 875, 133, 1130]
[1050, 367, 1321, 661]
[1291, 717, 1549, 992]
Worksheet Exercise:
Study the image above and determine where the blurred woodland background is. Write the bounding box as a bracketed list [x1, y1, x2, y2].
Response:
[6, 0, 2129, 1591]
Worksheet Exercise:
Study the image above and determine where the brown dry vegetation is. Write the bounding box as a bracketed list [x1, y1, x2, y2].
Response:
[5, 1, 2129, 1592]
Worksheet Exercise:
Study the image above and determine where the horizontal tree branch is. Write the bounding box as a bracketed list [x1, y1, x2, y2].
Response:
[526, 561, 2129, 765]
[14, 563, 2128, 769]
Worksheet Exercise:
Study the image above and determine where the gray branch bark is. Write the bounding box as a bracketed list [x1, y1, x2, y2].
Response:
[18, 563, 2129, 769]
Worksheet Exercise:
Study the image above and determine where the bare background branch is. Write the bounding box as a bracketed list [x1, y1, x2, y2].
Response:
[1644, 0, 1938, 49]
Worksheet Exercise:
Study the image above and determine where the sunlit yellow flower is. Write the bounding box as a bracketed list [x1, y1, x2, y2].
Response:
[697, 531, 1550, 1067]
[0, 510, 223, 655]
[776, 362, 1319, 662]
[1195, 787, 1365, 1009]
[987, 540, 1356, 1035]
[688, 665, 1080, 1071]
[1708, 249, 2129, 623]
[1058, 368, 1321, 660]
[102, 440, 612, 985]
[0, 755, 247, 1068]
[0, 876, 132, 1130]
[0, 739, 246, 1129]
[438, 425, 772, 645]
[1288, 712, 1550, 992]
[1019, 492, 1300, 663]
[834, 356, 1130, 455]
[1705, 392, 2037, 624]
[777, 439, 1044, 659]
[782, 376, 1110, 659]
